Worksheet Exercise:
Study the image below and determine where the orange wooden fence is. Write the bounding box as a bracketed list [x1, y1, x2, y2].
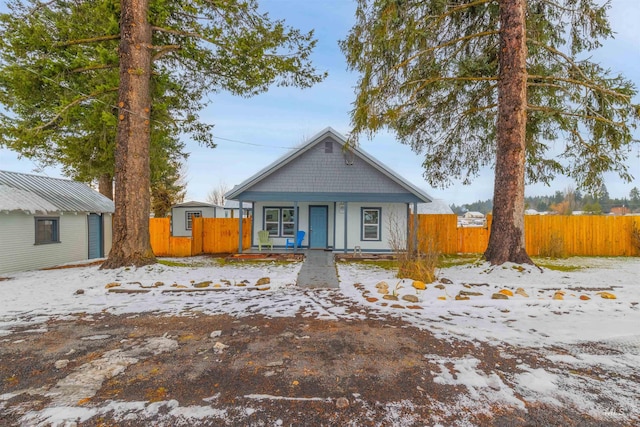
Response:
[149, 217, 251, 257]
[414, 214, 640, 256]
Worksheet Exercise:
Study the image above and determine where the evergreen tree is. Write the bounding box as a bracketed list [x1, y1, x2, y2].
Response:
[0, 0, 326, 268]
[341, 0, 638, 265]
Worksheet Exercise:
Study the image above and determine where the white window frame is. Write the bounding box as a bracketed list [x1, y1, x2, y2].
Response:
[263, 207, 296, 237]
[185, 210, 202, 230]
[361, 208, 381, 241]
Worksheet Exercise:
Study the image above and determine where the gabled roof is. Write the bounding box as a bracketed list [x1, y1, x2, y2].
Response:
[172, 200, 222, 209]
[226, 127, 432, 203]
[0, 170, 114, 214]
[417, 199, 454, 214]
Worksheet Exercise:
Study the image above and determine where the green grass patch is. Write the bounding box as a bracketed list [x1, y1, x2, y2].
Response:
[532, 258, 583, 272]
[438, 254, 482, 269]
[157, 259, 194, 267]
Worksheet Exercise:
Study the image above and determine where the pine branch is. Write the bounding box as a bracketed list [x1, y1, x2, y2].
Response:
[54, 34, 120, 47]
[152, 45, 181, 61]
[71, 64, 117, 73]
[527, 39, 590, 81]
[528, 105, 625, 127]
[30, 87, 118, 132]
[527, 74, 631, 100]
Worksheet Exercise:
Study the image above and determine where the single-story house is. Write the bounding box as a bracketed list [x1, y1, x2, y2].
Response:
[0, 170, 114, 274]
[170, 201, 224, 237]
[225, 127, 433, 252]
[223, 200, 252, 218]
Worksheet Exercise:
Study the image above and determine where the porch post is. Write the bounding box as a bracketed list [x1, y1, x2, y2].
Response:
[293, 200, 299, 253]
[343, 201, 348, 254]
[238, 199, 244, 254]
[413, 201, 418, 253]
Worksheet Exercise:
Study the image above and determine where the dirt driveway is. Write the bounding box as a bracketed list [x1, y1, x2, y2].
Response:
[1, 300, 636, 426]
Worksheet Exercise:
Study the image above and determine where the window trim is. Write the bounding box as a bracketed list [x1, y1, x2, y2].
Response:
[263, 206, 297, 237]
[185, 210, 202, 230]
[34, 216, 60, 245]
[361, 207, 381, 241]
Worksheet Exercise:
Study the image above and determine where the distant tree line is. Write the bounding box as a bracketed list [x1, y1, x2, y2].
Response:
[450, 186, 640, 215]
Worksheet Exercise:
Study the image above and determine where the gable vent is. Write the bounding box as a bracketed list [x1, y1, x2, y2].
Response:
[324, 140, 333, 153]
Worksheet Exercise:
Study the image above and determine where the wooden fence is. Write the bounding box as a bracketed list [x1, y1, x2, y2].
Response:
[413, 214, 640, 257]
[149, 217, 251, 257]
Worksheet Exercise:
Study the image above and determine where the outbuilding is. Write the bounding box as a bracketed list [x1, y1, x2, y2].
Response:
[0, 170, 114, 274]
[170, 201, 224, 237]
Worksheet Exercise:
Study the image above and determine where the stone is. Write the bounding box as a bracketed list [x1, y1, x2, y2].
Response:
[74, 289, 84, 295]
[383, 294, 399, 301]
[412, 281, 426, 290]
[366, 297, 379, 303]
[437, 296, 446, 300]
[267, 360, 284, 367]
[455, 295, 470, 301]
[391, 304, 404, 309]
[375, 281, 389, 289]
[498, 289, 514, 297]
[336, 397, 350, 409]
[213, 342, 229, 353]
[54, 359, 69, 369]
[597, 292, 616, 299]
[105, 282, 120, 289]
[407, 305, 422, 310]
[256, 277, 270, 286]
[377, 288, 389, 295]
[491, 293, 509, 300]
[153, 281, 164, 287]
[435, 284, 445, 290]
[213, 284, 222, 288]
[459, 290, 483, 297]
[210, 331, 222, 339]
[402, 295, 419, 303]
[515, 287, 529, 297]
[580, 295, 591, 300]
[440, 278, 453, 284]
[193, 281, 211, 288]
[257, 286, 271, 291]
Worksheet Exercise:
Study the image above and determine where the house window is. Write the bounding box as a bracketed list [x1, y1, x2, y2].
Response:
[264, 207, 296, 237]
[185, 211, 201, 230]
[361, 208, 381, 241]
[35, 217, 60, 244]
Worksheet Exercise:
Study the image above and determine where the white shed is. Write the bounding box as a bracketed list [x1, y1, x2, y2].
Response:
[0, 170, 114, 275]
[170, 201, 224, 237]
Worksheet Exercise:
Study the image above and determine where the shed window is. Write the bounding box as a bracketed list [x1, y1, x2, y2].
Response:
[35, 217, 60, 244]
[185, 211, 202, 230]
[361, 208, 381, 241]
[264, 207, 296, 237]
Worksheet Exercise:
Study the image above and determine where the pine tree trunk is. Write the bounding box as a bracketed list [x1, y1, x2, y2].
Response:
[98, 173, 113, 200]
[484, 0, 533, 265]
[102, 0, 155, 268]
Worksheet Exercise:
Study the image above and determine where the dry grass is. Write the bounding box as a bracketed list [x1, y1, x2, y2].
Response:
[539, 231, 566, 259]
[388, 214, 439, 283]
[631, 222, 640, 255]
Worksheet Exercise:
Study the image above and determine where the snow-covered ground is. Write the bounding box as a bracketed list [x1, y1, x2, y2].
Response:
[1, 255, 639, 426]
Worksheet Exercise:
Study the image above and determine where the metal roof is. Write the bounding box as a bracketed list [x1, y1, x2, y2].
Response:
[0, 170, 115, 214]
[172, 200, 222, 208]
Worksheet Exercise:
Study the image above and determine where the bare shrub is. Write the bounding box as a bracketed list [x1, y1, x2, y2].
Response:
[539, 232, 566, 259]
[387, 214, 439, 283]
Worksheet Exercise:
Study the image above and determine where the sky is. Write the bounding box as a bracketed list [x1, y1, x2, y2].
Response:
[0, 0, 639, 206]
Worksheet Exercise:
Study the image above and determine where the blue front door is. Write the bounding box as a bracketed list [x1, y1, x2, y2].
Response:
[88, 213, 103, 258]
[309, 206, 328, 248]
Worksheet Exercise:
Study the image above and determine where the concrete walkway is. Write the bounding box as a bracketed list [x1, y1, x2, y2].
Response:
[296, 250, 340, 289]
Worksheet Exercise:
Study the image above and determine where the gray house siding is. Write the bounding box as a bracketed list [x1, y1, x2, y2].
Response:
[250, 138, 409, 195]
[0, 213, 92, 274]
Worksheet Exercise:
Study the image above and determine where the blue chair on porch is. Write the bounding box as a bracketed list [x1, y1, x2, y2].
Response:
[285, 230, 305, 249]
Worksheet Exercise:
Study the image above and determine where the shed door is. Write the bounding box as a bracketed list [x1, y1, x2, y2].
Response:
[309, 206, 328, 248]
[88, 213, 103, 258]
